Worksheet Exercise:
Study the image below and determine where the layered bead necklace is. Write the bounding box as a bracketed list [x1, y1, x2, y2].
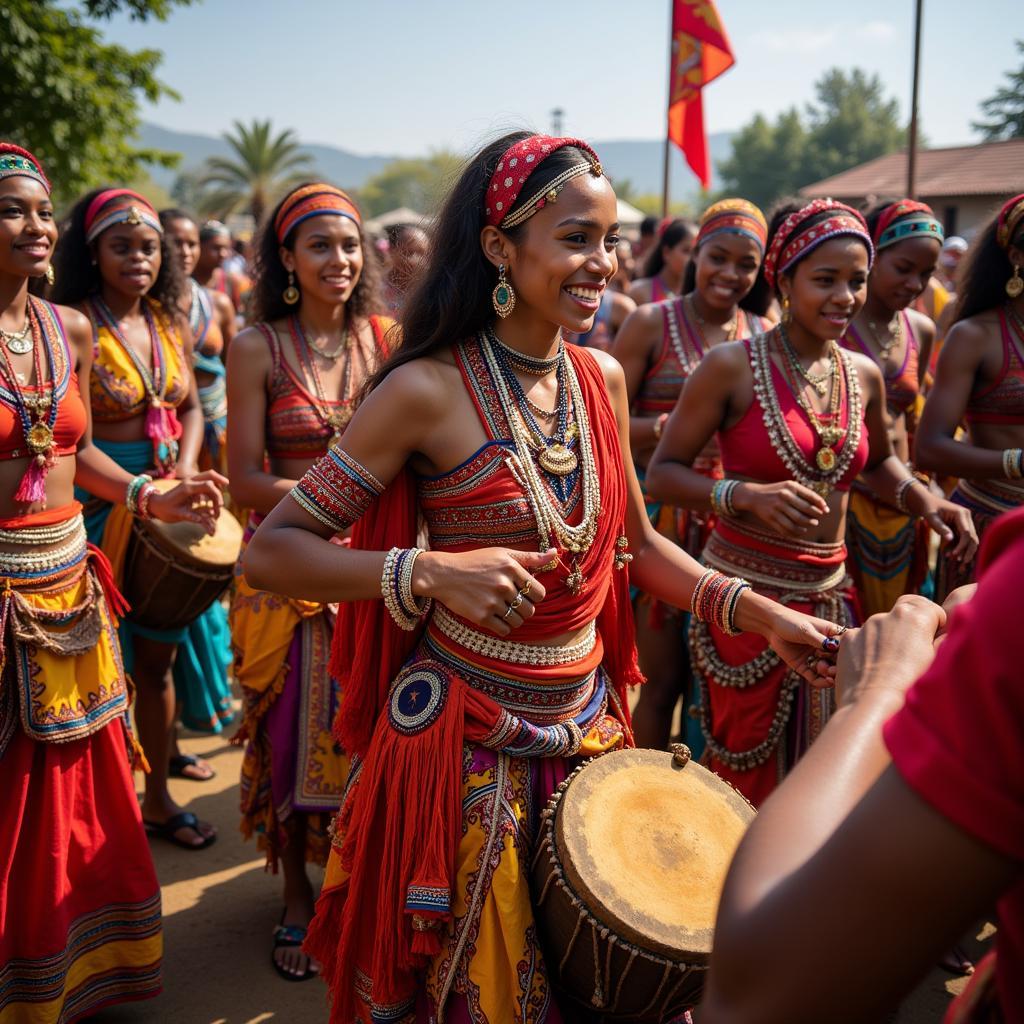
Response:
[865, 310, 903, 360]
[750, 327, 862, 497]
[480, 329, 600, 594]
[288, 315, 354, 447]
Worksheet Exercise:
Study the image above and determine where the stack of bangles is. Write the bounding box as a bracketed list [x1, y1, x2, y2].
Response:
[893, 475, 923, 515]
[691, 568, 751, 637]
[381, 546, 432, 631]
[709, 478, 740, 518]
[126, 473, 156, 519]
[1003, 447, 1023, 480]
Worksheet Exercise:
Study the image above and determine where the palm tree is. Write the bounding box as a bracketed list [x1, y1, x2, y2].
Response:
[198, 120, 313, 222]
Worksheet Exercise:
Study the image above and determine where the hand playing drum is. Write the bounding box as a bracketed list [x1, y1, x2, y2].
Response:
[147, 469, 228, 536]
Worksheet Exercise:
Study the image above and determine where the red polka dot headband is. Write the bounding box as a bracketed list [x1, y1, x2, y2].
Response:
[484, 135, 603, 230]
[275, 183, 361, 244]
[764, 199, 873, 289]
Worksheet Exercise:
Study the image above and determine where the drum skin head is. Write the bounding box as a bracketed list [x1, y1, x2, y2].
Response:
[554, 747, 755, 961]
[141, 479, 243, 567]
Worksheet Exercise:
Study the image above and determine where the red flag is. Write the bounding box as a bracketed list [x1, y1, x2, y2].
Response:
[668, 0, 735, 188]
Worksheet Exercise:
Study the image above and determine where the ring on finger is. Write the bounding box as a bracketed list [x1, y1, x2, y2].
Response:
[503, 603, 516, 620]
[805, 653, 818, 668]
[509, 593, 524, 611]
[519, 579, 532, 598]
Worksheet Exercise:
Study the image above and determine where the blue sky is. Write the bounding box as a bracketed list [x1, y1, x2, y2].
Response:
[106, 0, 1020, 156]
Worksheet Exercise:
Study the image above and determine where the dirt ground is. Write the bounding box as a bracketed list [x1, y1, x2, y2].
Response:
[90, 718, 984, 1024]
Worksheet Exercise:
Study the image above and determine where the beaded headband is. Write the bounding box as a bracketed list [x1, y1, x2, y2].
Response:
[274, 183, 361, 244]
[873, 199, 943, 251]
[696, 198, 768, 254]
[996, 193, 1024, 251]
[764, 199, 874, 289]
[484, 135, 604, 230]
[84, 189, 162, 245]
[0, 143, 51, 195]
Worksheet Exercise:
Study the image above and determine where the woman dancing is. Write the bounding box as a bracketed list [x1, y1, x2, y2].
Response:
[646, 198, 975, 806]
[243, 132, 845, 1022]
[612, 198, 772, 752]
[916, 192, 1024, 599]
[52, 187, 228, 849]
[226, 182, 392, 981]
[628, 217, 696, 306]
[0, 143, 220, 1022]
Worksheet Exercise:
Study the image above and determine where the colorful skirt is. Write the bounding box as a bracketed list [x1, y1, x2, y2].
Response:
[936, 477, 1024, 602]
[305, 615, 627, 1024]
[689, 519, 857, 808]
[196, 358, 228, 477]
[0, 519, 162, 1023]
[845, 482, 930, 617]
[77, 437, 234, 735]
[231, 517, 345, 868]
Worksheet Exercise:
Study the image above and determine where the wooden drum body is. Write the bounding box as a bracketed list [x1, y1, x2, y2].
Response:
[530, 747, 755, 1022]
[122, 481, 243, 632]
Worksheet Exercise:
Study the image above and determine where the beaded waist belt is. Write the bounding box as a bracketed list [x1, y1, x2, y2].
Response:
[0, 514, 88, 586]
[954, 477, 1024, 516]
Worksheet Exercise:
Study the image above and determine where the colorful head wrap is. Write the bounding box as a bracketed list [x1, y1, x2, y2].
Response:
[84, 189, 162, 245]
[764, 199, 874, 290]
[996, 193, 1024, 251]
[0, 143, 51, 195]
[484, 135, 604, 230]
[199, 219, 230, 241]
[696, 198, 768, 254]
[873, 199, 944, 251]
[274, 183, 361, 244]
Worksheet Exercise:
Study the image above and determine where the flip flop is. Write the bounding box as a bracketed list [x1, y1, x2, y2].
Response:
[143, 811, 217, 850]
[169, 753, 216, 781]
[272, 917, 319, 982]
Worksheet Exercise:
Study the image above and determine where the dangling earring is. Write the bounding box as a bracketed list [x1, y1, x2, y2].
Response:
[781, 294, 792, 326]
[283, 271, 300, 305]
[45, 264, 55, 286]
[1008, 264, 1024, 300]
[492, 264, 516, 319]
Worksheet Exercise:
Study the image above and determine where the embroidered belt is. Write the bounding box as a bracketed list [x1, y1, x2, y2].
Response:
[430, 604, 597, 666]
[0, 516, 88, 585]
[954, 477, 1024, 517]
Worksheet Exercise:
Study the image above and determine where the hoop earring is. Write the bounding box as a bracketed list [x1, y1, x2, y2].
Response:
[781, 294, 792, 326]
[283, 271, 300, 305]
[45, 264, 55, 286]
[1008, 264, 1023, 300]
[492, 264, 516, 319]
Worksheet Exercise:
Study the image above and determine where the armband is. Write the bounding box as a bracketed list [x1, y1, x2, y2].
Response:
[291, 446, 384, 533]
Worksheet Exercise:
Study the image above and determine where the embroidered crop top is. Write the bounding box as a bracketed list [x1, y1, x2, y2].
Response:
[719, 339, 869, 492]
[0, 302, 86, 462]
[964, 309, 1024, 426]
[87, 298, 190, 422]
[261, 315, 393, 460]
[841, 312, 920, 417]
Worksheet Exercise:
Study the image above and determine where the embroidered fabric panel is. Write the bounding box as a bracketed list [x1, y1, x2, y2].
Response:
[291, 445, 384, 533]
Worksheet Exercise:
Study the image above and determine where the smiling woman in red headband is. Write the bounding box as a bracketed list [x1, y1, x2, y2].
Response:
[240, 131, 849, 1022]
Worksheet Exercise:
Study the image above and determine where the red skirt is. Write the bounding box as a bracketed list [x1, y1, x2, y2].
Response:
[0, 720, 162, 1024]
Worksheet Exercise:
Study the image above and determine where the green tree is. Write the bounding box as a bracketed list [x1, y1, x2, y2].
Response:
[197, 120, 313, 222]
[717, 109, 809, 210]
[0, 0, 191, 206]
[973, 40, 1024, 140]
[357, 152, 463, 218]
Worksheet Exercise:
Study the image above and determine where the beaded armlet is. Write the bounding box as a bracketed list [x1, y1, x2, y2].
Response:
[291, 446, 385, 533]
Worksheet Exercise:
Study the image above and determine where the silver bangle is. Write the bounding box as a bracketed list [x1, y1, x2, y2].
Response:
[893, 476, 919, 516]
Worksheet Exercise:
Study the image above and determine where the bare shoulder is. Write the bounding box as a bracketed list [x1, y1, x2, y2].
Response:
[610, 290, 637, 319]
[229, 324, 273, 361]
[51, 304, 91, 345]
[366, 351, 458, 419]
[702, 338, 752, 378]
[848, 349, 885, 391]
[906, 307, 936, 345]
[211, 290, 234, 318]
[615, 300, 664, 345]
[940, 312, 1000, 366]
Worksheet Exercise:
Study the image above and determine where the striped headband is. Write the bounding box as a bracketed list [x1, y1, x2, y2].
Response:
[764, 199, 873, 289]
[873, 199, 943, 251]
[0, 143, 51, 194]
[274, 184, 361, 244]
[485, 135, 603, 230]
[696, 198, 768, 254]
[996, 193, 1024, 250]
[84, 189, 162, 245]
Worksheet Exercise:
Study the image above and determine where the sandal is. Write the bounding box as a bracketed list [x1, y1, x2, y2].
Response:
[169, 753, 216, 781]
[272, 917, 319, 982]
[143, 811, 217, 850]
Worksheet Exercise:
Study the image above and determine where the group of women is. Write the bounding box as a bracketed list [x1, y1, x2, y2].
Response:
[1, 125, 1021, 1024]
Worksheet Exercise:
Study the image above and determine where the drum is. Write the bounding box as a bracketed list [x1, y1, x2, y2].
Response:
[530, 745, 755, 1021]
[122, 480, 243, 631]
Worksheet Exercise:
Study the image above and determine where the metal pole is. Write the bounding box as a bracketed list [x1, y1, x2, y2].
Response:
[907, 0, 923, 197]
[662, 0, 674, 218]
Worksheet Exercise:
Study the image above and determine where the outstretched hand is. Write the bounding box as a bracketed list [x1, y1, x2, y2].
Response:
[764, 604, 845, 687]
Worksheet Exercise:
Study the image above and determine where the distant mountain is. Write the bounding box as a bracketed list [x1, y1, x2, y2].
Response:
[139, 122, 733, 204]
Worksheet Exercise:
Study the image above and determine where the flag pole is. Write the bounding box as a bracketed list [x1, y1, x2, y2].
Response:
[907, 0, 923, 197]
[662, 0, 674, 218]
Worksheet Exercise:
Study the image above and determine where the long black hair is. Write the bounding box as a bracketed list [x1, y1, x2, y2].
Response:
[642, 218, 697, 279]
[681, 232, 772, 317]
[52, 188, 185, 312]
[953, 206, 1024, 323]
[250, 182, 382, 324]
[368, 130, 601, 389]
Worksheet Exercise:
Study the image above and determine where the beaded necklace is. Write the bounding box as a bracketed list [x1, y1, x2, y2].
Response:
[492, 333, 561, 376]
[749, 328, 863, 498]
[687, 294, 738, 347]
[779, 321, 833, 396]
[288, 315, 354, 446]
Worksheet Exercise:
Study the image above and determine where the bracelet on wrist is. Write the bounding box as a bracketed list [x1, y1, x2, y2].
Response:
[691, 567, 751, 637]
[893, 475, 921, 516]
[1002, 447, 1023, 480]
[136, 482, 157, 520]
[709, 478, 739, 518]
[125, 474, 153, 515]
[652, 413, 669, 440]
[381, 547, 431, 630]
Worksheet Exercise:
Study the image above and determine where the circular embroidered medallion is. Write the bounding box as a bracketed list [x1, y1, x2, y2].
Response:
[389, 664, 448, 735]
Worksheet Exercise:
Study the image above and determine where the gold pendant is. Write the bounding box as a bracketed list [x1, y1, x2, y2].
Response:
[810, 480, 833, 498]
[26, 421, 54, 455]
[820, 425, 845, 447]
[537, 442, 578, 476]
[815, 446, 837, 472]
[565, 559, 586, 595]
